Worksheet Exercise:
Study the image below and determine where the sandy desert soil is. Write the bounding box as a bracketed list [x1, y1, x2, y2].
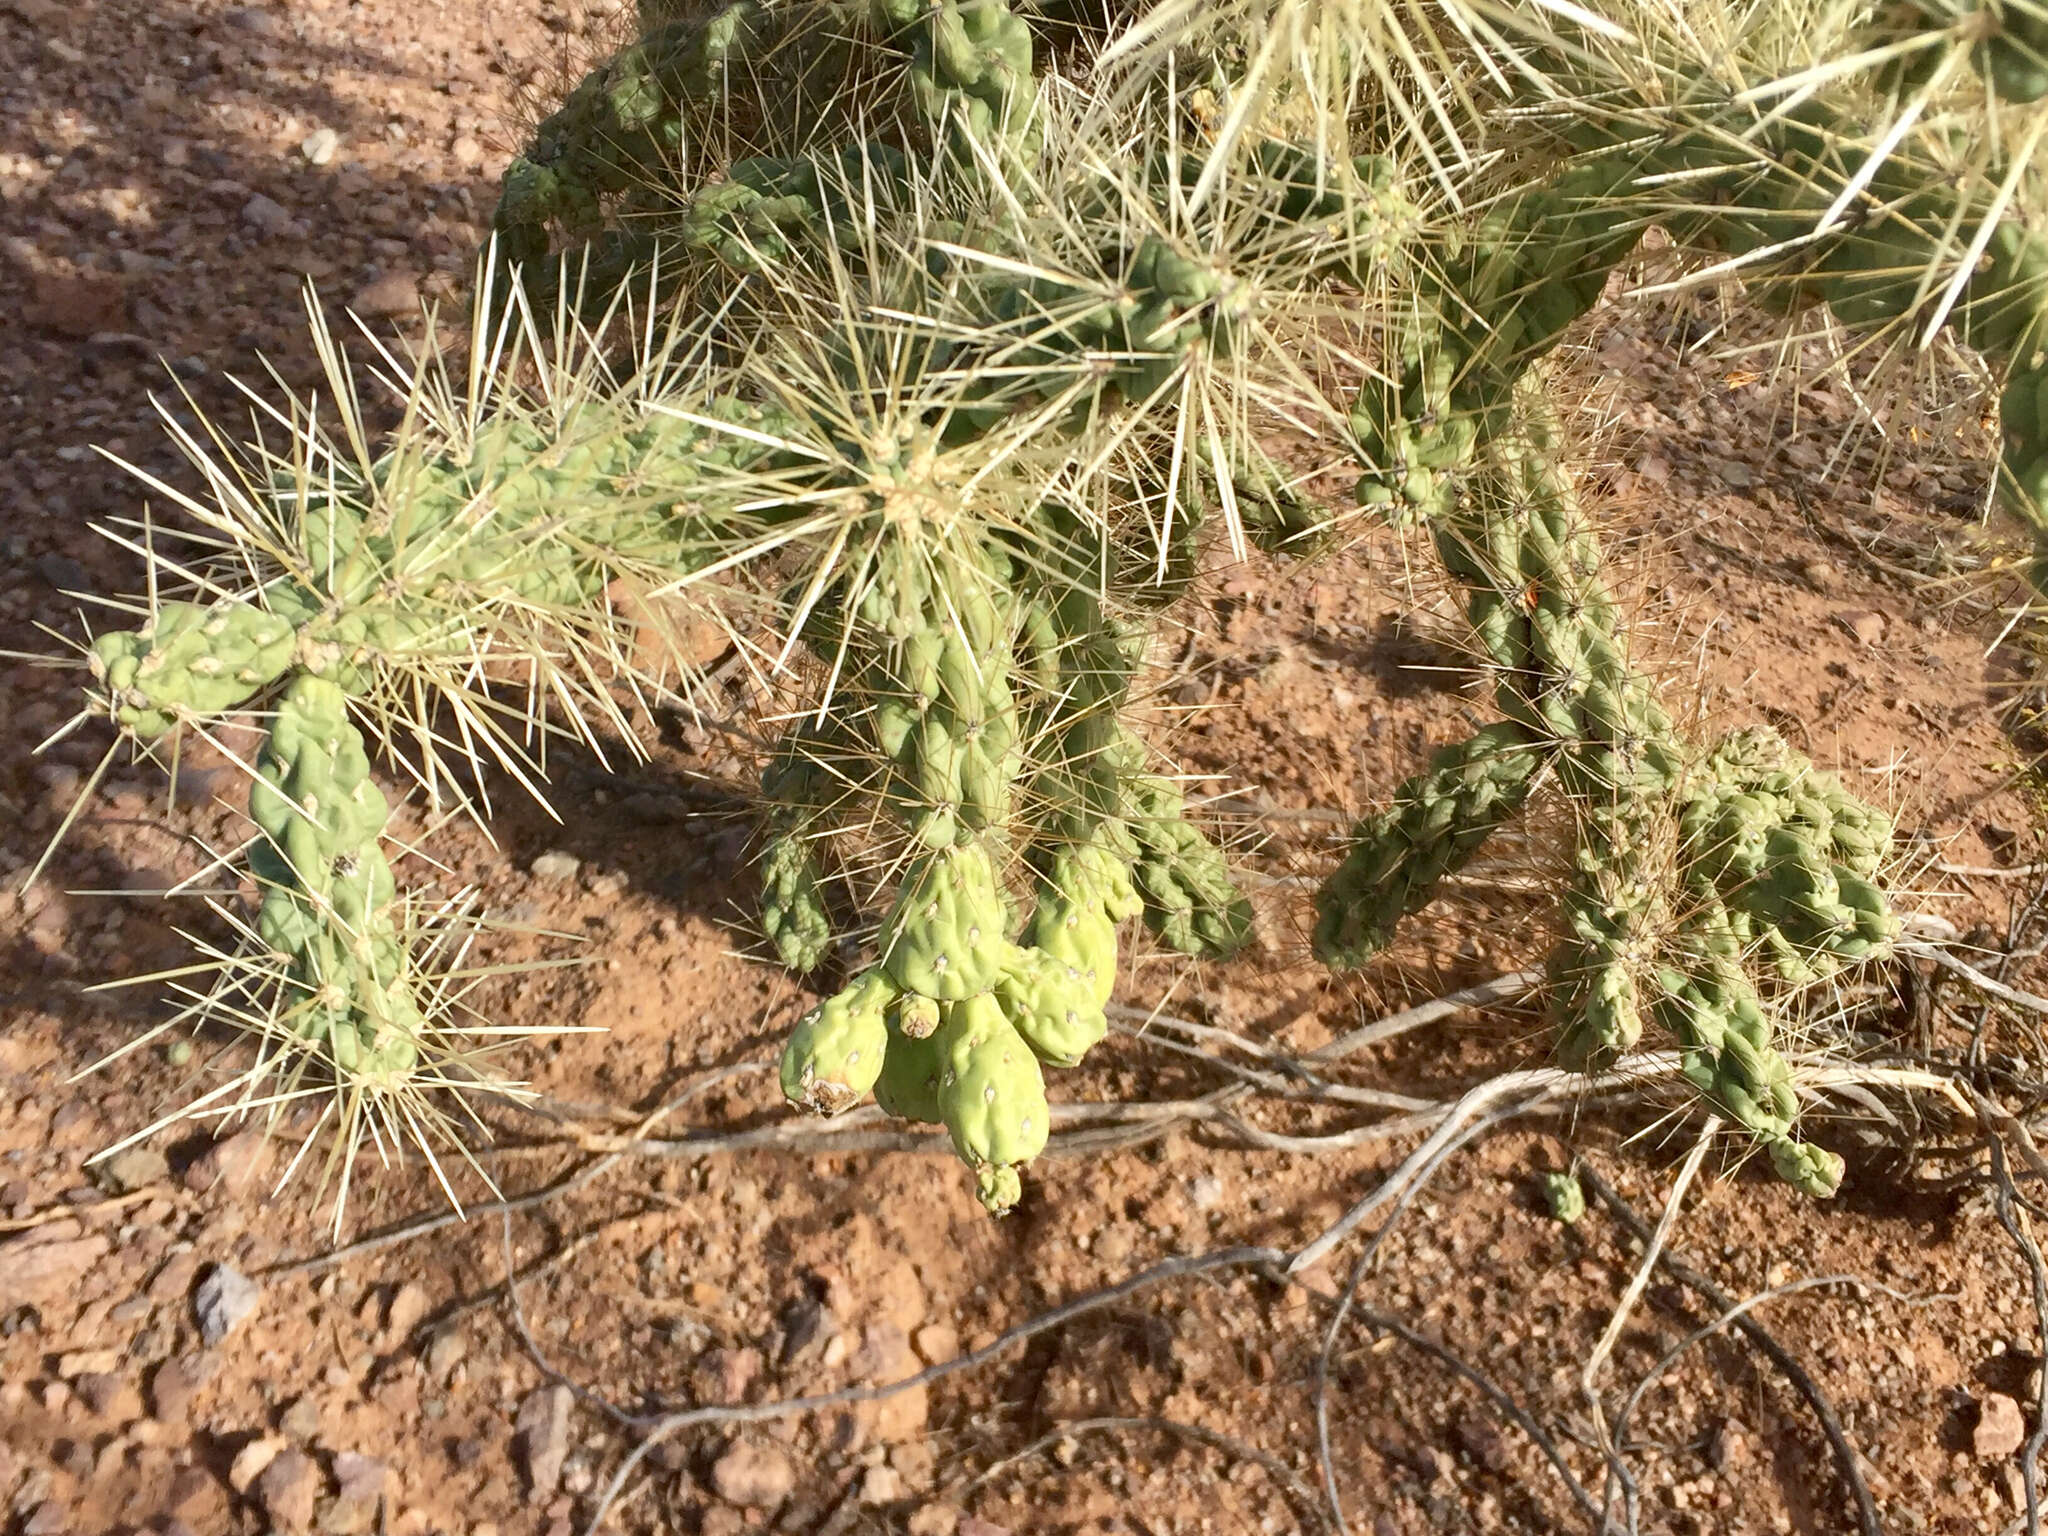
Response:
[1, 0, 2045, 1532]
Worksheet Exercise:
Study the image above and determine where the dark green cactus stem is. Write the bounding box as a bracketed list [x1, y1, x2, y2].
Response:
[1312, 721, 1546, 968]
[248, 675, 426, 1078]
[757, 724, 852, 972]
[1653, 910, 1847, 1198]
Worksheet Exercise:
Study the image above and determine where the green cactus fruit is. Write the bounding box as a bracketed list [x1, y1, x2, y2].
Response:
[780, 969, 896, 1115]
[1540, 1170, 1586, 1225]
[896, 992, 942, 1040]
[90, 602, 298, 737]
[934, 991, 1049, 1212]
[996, 946, 1108, 1067]
[1025, 888, 1119, 1008]
[880, 842, 1014, 1000]
[873, 1003, 945, 1124]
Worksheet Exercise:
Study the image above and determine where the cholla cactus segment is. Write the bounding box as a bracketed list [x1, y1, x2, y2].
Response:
[490, 0, 764, 268]
[873, 1002, 945, 1122]
[88, 602, 298, 738]
[780, 969, 897, 1113]
[912, 0, 1041, 170]
[759, 832, 835, 972]
[1653, 921, 1845, 1199]
[247, 675, 424, 1079]
[1541, 1170, 1586, 1225]
[1313, 722, 1544, 969]
[996, 944, 1110, 1067]
[934, 990, 1050, 1213]
[1546, 819, 1662, 1075]
[1865, 0, 2048, 103]
[1679, 729, 1898, 985]
[879, 841, 1016, 1001]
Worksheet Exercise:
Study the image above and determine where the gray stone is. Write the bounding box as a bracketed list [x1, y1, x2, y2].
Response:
[240, 192, 296, 237]
[255, 1447, 322, 1532]
[194, 1262, 260, 1346]
[528, 851, 580, 883]
[709, 1438, 793, 1508]
[94, 1146, 169, 1194]
[149, 1354, 215, 1421]
[279, 1394, 321, 1440]
[515, 1384, 572, 1497]
[34, 554, 88, 592]
[1975, 1394, 2027, 1460]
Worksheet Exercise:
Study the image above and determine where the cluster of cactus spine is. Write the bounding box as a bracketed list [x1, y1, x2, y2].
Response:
[50, 0, 2048, 1211]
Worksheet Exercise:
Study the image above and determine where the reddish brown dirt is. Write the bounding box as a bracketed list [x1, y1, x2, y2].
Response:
[1, 1, 2043, 1534]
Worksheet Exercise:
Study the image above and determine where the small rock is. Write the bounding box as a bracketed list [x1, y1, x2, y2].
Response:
[906, 1509, 960, 1536]
[150, 1354, 216, 1421]
[229, 1435, 287, 1493]
[515, 1384, 573, 1497]
[779, 1292, 836, 1368]
[424, 1325, 467, 1379]
[958, 1519, 1012, 1536]
[279, 1395, 321, 1441]
[224, 5, 281, 33]
[528, 851, 580, 884]
[1188, 1174, 1226, 1211]
[21, 1501, 66, 1536]
[384, 1281, 429, 1343]
[695, 1346, 761, 1403]
[241, 192, 296, 237]
[1716, 461, 1754, 489]
[350, 272, 418, 318]
[889, 1439, 937, 1491]
[195, 1263, 260, 1345]
[72, 1372, 139, 1420]
[35, 553, 90, 593]
[56, 1348, 120, 1377]
[30, 272, 127, 339]
[95, 1146, 169, 1194]
[859, 1465, 904, 1504]
[1706, 1417, 1750, 1471]
[2, 1230, 109, 1307]
[182, 1128, 270, 1195]
[327, 1452, 387, 1532]
[1975, 1394, 2027, 1460]
[451, 135, 484, 168]
[912, 1324, 958, 1365]
[1797, 555, 1838, 592]
[299, 128, 339, 166]
[256, 1447, 323, 1532]
[710, 1438, 794, 1508]
[1834, 610, 1886, 647]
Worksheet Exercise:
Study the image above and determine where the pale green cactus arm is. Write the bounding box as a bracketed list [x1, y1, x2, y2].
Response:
[246, 675, 428, 1078]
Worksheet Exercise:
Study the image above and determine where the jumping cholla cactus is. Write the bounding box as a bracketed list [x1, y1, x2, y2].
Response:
[37, 0, 2048, 1213]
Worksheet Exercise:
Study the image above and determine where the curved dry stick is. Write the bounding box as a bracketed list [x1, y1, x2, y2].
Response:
[1576, 1164, 1883, 1536]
